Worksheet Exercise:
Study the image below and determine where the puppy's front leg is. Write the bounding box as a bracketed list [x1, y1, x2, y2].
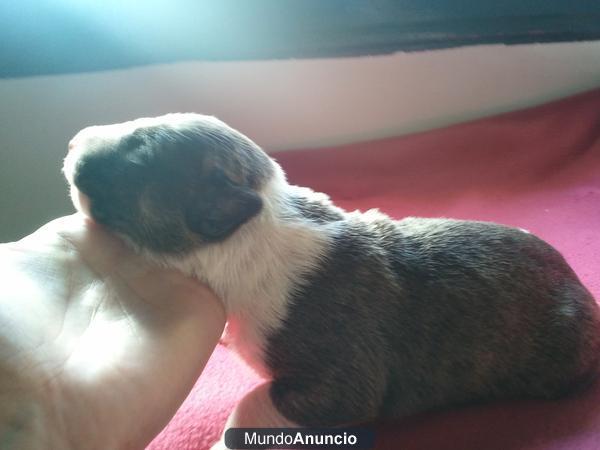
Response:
[211, 382, 299, 450]
[213, 355, 385, 449]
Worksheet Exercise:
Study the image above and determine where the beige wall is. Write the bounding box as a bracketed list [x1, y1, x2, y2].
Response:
[1, 41, 600, 241]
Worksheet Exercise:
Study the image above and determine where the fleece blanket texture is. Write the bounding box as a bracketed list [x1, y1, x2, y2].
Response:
[148, 88, 600, 450]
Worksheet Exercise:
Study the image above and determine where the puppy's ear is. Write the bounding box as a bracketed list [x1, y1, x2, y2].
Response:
[184, 173, 263, 241]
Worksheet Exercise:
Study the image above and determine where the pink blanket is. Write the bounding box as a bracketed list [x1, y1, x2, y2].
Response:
[148, 88, 600, 450]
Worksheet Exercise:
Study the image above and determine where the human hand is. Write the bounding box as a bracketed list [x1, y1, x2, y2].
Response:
[0, 214, 225, 450]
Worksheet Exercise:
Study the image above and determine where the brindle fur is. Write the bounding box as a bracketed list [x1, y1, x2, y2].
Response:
[267, 211, 600, 425]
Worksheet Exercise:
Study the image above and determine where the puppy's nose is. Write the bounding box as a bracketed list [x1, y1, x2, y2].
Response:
[72, 152, 119, 215]
[73, 158, 114, 224]
[73, 156, 108, 196]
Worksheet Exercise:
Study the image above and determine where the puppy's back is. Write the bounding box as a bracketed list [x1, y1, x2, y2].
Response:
[266, 213, 600, 423]
[384, 217, 600, 414]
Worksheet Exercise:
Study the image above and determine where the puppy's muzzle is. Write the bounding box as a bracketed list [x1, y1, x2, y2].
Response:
[71, 154, 118, 224]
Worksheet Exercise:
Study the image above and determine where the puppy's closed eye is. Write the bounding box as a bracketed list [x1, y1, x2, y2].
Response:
[208, 169, 230, 187]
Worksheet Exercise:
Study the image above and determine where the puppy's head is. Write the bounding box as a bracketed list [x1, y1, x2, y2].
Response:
[63, 113, 274, 254]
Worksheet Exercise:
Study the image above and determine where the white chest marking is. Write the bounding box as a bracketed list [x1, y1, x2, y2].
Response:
[159, 171, 335, 376]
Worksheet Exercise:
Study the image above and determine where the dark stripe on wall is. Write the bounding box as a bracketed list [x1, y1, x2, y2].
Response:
[1, 0, 600, 78]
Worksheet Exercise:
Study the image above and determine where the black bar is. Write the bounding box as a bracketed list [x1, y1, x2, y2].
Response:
[224, 427, 375, 449]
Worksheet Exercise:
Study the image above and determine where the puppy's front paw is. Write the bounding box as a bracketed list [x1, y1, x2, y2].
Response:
[214, 382, 300, 450]
[225, 382, 298, 429]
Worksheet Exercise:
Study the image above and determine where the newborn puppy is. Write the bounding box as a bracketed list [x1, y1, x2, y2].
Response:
[63, 114, 600, 429]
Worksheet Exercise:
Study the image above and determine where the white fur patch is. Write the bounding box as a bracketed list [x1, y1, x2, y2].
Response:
[155, 164, 335, 376]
